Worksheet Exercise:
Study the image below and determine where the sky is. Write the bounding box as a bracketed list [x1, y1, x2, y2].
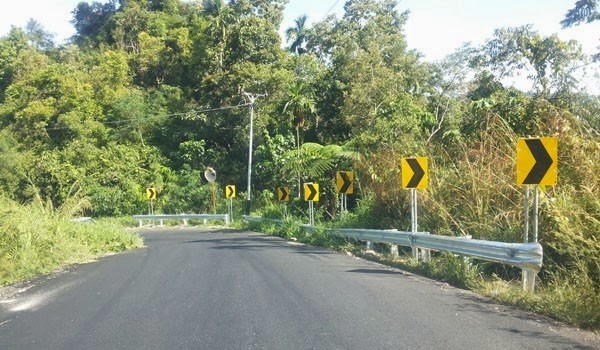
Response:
[0, 0, 599, 91]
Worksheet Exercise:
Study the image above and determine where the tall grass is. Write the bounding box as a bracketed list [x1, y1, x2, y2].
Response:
[0, 195, 143, 286]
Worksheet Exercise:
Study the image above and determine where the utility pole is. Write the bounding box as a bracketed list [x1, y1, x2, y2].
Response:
[242, 91, 266, 215]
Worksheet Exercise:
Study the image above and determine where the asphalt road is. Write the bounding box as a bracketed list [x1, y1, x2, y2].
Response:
[0, 227, 598, 350]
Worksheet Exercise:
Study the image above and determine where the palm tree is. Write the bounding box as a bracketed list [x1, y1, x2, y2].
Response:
[285, 14, 309, 55]
[283, 81, 316, 156]
[283, 81, 317, 197]
[202, 0, 234, 69]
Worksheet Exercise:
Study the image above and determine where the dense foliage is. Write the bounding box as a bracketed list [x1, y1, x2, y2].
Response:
[1, 0, 598, 328]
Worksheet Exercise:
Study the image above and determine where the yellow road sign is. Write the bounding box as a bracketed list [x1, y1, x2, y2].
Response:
[336, 171, 354, 194]
[401, 157, 428, 189]
[517, 137, 557, 186]
[146, 187, 157, 200]
[225, 185, 236, 199]
[304, 183, 319, 202]
[276, 187, 290, 201]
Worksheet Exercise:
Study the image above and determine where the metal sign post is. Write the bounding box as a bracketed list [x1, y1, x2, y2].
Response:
[340, 193, 347, 213]
[228, 198, 233, 222]
[410, 188, 419, 259]
[211, 182, 216, 214]
[522, 186, 538, 293]
[523, 187, 530, 243]
[148, 199, 154, 216]
[309, 200, 315, 226]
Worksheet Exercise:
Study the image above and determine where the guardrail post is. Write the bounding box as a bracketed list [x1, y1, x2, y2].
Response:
[421, 232, 431, 262]
[160, 219, 164, 226]
[522, 269, 536, 293]
[183, 219, 188, 226]
[366, 241, 373, 251]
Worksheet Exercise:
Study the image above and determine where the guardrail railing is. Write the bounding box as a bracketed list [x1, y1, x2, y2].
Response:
[133, 214, 230, 227]
[242, 215, 542, 291]
[70, 217, 95, 223]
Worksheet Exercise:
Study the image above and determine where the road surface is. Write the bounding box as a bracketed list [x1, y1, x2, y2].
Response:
[0, 227, 598, 349]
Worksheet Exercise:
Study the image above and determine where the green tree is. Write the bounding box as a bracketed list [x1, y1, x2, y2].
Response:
[0, 28, 29, 96]
[25, 20, 55, 50]
[475, 25, 587, 97]
[72, 0, 118, 46]
[561, 0, 600, 27]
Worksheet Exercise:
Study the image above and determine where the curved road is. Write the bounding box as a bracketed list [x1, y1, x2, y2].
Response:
[0, 227, 598, 349]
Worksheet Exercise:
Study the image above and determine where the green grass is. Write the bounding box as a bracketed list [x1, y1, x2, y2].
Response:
[0, 196, 143, 286]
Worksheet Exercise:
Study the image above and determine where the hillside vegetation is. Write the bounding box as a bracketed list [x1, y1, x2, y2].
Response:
[0, 0, 598, 329]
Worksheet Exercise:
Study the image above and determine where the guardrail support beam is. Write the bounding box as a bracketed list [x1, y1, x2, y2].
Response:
[522, 269, 536, 293]
[133, 214, 230, 227]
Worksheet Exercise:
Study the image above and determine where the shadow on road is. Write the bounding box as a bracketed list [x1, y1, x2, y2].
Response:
[451, 291, 599, 349]
[346, 268, 408, 275]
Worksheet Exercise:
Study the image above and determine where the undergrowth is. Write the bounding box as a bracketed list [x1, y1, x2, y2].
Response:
[0, 195, 143, 286]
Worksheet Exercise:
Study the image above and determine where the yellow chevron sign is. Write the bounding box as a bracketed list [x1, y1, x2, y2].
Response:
[336, 171, 354, 194]
[146, 187, 157, 200]
[401, 157, 428, 189]
[304, 183, 319, 202]
[276, 187, 290, 201]
[516, 137, 557, 186]
[225, 185, 236, 199]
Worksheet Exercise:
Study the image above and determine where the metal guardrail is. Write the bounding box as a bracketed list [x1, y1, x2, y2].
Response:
[133, 214, 230, 227]
[70, 217, 95, 223]
[242, 216, 284, 226]
[243, 216, 543, 273]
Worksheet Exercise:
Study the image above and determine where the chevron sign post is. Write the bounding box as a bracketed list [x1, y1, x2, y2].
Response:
[225, 185, 235, 222]
[146, 187, 157, 215]
[401, 157, 429, 261]
[336, 171, 354, 213]
[304, 183, 319, 226]
[517, 137, 558, 293]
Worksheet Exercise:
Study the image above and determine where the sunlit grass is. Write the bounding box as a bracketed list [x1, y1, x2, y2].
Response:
[0, 196, 143, 286]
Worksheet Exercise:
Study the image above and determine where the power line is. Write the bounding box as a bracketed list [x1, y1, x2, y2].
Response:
[324, 0, 342, 18]
[41, 102, 251, 131]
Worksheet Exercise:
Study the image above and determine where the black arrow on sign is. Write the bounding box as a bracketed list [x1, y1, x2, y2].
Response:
[226, 186, 234, 198]
[279, 187, 288, 201]
[339, 172, 352, 194]
[148, 188, 156, 199]
[523, 139, 553, 184]
[306, 184, 317, 201]
[406, 158, 425, 188]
